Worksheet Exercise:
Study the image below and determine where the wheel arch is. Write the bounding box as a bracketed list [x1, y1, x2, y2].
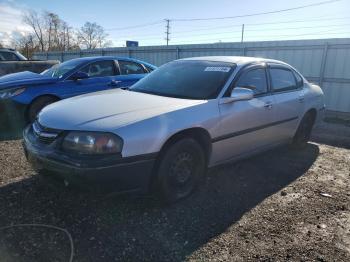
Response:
[305, 108, 317, 123]
[149, 127, 212, 189]
[26, 94, 61, 121]
[158, 127, 212, 163]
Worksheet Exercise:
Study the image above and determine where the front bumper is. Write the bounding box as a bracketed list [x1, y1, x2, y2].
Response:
[23, 125, 156, 194]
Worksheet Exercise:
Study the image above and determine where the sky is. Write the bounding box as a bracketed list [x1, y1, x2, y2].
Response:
[0, 0, 349, 47]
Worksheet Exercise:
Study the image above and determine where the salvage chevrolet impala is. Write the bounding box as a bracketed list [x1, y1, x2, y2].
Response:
[23, 56, 325, 202]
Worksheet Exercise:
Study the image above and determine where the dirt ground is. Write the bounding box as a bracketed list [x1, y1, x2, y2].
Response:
[0, 121, 349, 262]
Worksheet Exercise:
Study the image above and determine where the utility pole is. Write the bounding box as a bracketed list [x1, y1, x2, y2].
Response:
[241, 24, 245, 43]
[165, 19, 170, 46]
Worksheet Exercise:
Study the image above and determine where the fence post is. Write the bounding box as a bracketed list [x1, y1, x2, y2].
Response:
[319, 42, 329, 87]
[176, 47, 180, 59]
[46, 52, 49, 60]
[242, 46, 246, 56]
[61, 52, 64, 62]
[128, 49, 131, 58]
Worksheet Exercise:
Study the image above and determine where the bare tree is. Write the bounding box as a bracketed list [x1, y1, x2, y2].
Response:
[78, 22, 109, 49]
[11, 33, 39, 58]
[23, 11, 45, 52]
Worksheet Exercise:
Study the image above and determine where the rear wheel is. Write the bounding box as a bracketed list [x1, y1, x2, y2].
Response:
[156, 138, 206, 203]
[292, 112, 315, 148]
[27, 96, 58, 122]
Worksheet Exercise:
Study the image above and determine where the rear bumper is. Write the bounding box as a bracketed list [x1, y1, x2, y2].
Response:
[23, 126, 156, 194]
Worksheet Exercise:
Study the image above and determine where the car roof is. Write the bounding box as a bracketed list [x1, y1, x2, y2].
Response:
[67, 56, 149, 64]
[179, 56, 289, 67]
[64, 56, 156, 69]
[0, 48, 16, 52]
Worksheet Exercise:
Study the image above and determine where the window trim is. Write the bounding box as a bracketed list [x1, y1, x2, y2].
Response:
[65, 59, 118, 81]
[292, 70, 304, 88]
[267, 64, 302, 93]
[224, 63, 270, 98]
[116, 60, 146, 75]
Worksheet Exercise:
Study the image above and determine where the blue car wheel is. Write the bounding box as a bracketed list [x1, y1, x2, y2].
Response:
[27, 96, 59, 122]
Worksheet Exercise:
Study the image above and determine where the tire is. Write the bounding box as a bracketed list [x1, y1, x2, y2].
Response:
[28, 96, 57, 123]
[156, 138, 206, 203]
[292, 112, 315, 148]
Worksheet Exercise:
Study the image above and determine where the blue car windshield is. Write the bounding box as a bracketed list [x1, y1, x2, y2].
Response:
[130, 60, 236, 100]
[41, 59, 83, 78]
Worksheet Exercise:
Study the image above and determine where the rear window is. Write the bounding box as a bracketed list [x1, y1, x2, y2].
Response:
[270, 68, 297, 92]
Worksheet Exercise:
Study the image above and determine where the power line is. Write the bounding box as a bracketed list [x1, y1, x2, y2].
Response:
[167, 16, 350, 35]
[108, 22, 350, 42]
[170, 24, 350, 39]
[111, 29, 350, 45]
[105, 20, 163, 31]
[171, 0, 341, 21]
[169, 30, 350, 44]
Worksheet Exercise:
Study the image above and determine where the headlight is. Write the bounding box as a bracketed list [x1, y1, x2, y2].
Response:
[62, 132, 123, 155]
[0, 87, 26, 99]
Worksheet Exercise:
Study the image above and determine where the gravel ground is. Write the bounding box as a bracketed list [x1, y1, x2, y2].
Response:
[0, 121, 349, 262]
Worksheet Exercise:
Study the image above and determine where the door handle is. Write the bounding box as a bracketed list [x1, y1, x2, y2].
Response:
[264, 102, 273, 109]
[108, 80, 121, 87]
[298, 95, 305, 102]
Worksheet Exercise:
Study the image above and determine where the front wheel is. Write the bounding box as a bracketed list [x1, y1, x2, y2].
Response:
[156, 138, 206, 203]
[27, 96, 57, 123]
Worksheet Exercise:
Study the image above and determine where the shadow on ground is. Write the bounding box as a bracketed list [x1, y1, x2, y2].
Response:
[311, 121, 350, 149]
[0, 117, 25, 141]
[0, 143, 319, 261]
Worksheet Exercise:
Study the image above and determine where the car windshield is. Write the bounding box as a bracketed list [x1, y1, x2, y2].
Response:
[130, 60, 236, 99]
[41, 59, 83, 78]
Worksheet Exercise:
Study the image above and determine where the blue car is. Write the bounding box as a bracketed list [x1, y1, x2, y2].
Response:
[0, 56, 156, 123]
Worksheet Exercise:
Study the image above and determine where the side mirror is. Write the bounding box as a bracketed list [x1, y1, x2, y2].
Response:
[70, 71, 89, 81]
[220, 87, 254, 104]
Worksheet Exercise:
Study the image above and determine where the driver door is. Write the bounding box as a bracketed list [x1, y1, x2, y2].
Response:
[64, 60, 119, 98]
[212, 65, 277, 164]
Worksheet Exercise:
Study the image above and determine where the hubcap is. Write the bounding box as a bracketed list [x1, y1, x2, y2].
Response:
[169, 152, 194, 186]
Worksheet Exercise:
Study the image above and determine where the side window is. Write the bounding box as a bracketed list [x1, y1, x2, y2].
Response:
[270, 68, 297, 92]
[144, 65, 155, 73]
[293, 71, 304, 88]
[80, 60, 116, 78]
[118, 60, 145, 75]
[236, 68, 268, 95]
[0, 51, 19, 61]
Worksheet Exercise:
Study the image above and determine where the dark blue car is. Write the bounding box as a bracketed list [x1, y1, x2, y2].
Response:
[0, 56, 156, 123]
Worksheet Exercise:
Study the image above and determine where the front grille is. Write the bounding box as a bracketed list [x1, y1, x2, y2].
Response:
[32, 121, 61, 144]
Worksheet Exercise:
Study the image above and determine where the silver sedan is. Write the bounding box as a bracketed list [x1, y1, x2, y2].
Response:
[23, 56, 325, 203]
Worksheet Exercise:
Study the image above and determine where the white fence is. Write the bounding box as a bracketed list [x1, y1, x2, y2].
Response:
[34, 38, 350, 114]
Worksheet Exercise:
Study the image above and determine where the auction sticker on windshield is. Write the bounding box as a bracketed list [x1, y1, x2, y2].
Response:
[204, 66, 231, 72]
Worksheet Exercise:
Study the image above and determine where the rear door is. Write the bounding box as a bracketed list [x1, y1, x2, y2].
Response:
[114, 60, 148, 88]
[64, 60, 119, 97]
[268, 64, 305, 141]
[213, 64, 277, 163]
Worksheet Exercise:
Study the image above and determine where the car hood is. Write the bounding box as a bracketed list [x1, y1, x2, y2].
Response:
[38, 89, 206, 131]
[0, 71, 58, 90]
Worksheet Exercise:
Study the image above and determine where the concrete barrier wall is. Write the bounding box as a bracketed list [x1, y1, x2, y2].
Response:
[0, 61, 59, 77]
